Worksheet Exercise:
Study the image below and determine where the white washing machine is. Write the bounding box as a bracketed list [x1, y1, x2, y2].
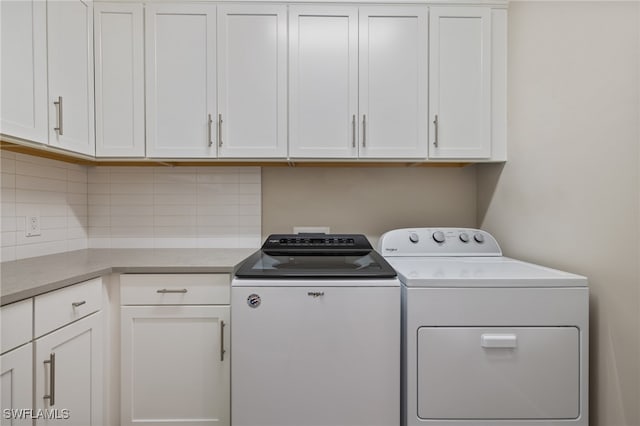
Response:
[379, 228, 589, 426]
[232, 234, 400, 426]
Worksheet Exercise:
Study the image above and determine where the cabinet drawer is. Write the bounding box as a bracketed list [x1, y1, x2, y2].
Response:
[1, 299, 33, 353]
[34, 278, 103, 338]
[120, 274, 230, 305]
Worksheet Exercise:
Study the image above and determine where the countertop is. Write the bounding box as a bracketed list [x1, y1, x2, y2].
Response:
[0, 248, 256, 306]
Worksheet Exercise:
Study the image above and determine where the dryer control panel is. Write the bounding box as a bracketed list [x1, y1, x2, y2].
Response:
[378, 228, 502, 257]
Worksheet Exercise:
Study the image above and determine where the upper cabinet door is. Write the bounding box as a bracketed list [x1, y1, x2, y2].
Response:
[94, 2, 145, 158]
[359, 6, 428, 159]
[217, 5, 287, 158]
[0, 0, 48, 144]
[289, 6, 358, 159]
[429, 7, 492, 159]
[47, 0, 95, 156]
[146, 4, 217, 158]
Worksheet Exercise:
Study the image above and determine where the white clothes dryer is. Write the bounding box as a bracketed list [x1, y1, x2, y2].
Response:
[379, 228, 588, 426]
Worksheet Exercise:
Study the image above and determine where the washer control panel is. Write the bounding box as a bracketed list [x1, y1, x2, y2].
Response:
[378, 228, 502, 257]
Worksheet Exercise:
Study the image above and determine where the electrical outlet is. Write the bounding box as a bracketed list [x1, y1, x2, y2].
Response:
[25, 214, 41, 237]
[293, 226, 330, 234]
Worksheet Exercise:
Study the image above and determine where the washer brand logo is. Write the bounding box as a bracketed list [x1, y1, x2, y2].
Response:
[307, 292, 324, 298]
[385, 247, 398, 252]
[247, 294, 261, 308]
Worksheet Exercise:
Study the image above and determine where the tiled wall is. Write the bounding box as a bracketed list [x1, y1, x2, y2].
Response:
[87, 166, 261, 249]
[0, 151, 89, 261]
[0, 152, 262, 261]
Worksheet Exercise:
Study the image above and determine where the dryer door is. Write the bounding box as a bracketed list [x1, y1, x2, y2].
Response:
[417, 326, 580, 420]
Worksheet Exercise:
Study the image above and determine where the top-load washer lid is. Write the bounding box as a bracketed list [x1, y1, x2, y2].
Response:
[378, 228, 587, 287]
[385, 256, 587, 287]
[234, 234, 397, 279]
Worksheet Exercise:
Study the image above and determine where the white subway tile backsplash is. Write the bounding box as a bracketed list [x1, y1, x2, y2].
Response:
[1, 151, 261, 259]
[67, 238, 88, 251]
[15, 241, 70, 259]
[154, 215, 197, 228]
[1, 231, 17, 247]
[16, 203, 68, 217]
[88, 194, 110, 205]
[153, 237, 197, 248]
[110, 215, 153, 227]
[88, 183, 110, 194]
[154, 183, 197, 194]
[110, 226, 155, 237]
[16, 175, 67, 192]
[67, 181, 88, 194]
[67, 169, 88, 183]
[1, 246, 16, 262]
[154, 193, 197, 205]
[15, 159, 67, 180]
[1, 216, 17, 232]
[1, 173, 15, 188]
[1, 151, 89, 260]
[88, 166, 261, 249]
[110, 182, 154, 195]
[154, 204, 197, 216]
[110, 194, 153, 206]
[16, 189, 66, 205]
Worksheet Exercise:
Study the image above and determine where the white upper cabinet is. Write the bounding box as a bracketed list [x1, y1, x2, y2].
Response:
[428, 6, 492, 159]
[217, 5, 287, 158]
[359, 6, 427, 158]
[289, 5, 428, 159]
[47, 0, 95, 156]
[146, 4, 217, 158]
[0, 0, 48, 144]
[94, 3, 145, 157]
[289, 6, 359, 158]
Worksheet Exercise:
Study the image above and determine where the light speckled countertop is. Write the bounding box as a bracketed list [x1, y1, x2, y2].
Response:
[0, 248, 256, 306]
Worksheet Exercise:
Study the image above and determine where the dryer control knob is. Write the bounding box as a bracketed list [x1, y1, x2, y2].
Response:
[474, 233, 485, 244]
[409, 233, 419, 243]
[432, 231, 446, 244]
[459, 232, 470, 243]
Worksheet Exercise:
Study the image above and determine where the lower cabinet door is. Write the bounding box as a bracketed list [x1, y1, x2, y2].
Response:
[34, 313, 103, 426]
[120, 306, 230, 426]
[1, 344, 33, 426]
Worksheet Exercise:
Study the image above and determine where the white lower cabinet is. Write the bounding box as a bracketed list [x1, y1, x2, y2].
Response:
[34, 313, 103, 426]
[1, 344, 33, 426]
[120, 274, 230, 426]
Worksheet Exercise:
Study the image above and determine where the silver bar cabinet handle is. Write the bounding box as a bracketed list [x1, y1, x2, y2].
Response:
[352, 115, 356, 148]
[208, 114, 213, 147]
[72, 300, 86, 308]
[362, 114, 367, 147]
[156, 288, 188, 294]
[54, 96, 63, 135]
[43, 353, 55, 406]
[220, 320, 226, 361]
[433, 114, 439, 147]
[218, 114, 223, 147]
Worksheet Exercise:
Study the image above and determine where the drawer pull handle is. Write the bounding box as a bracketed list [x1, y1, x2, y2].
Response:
[43, 353, 55, 406]
[220, 320, 226, 362]
[156, 288, 188, 294]
[481, 334, 517, 349]
[71, 301, 86, 308]
[54, 96, 63, 135]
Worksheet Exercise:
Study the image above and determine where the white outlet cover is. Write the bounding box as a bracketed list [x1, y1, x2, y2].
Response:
[293, 226, 330, 234]
[25, 214, 41, 237]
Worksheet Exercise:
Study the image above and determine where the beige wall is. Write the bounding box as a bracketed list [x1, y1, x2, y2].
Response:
[478, 2, 640, 425]
[262, 166, 477, 245]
